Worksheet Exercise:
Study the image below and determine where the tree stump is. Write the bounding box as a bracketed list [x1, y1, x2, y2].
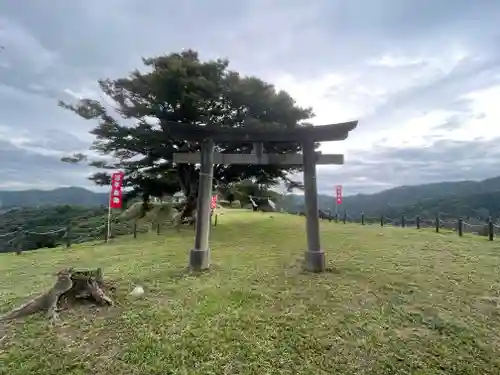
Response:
[0, 268, 115, 328]
[58, 267, 114, 308]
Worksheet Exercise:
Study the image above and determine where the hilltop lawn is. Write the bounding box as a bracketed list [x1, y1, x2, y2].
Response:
[1, 210, 500, 374]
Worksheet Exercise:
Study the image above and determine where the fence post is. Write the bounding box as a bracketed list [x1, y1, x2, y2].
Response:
[380, 215, 384, 227]
[133, 222, 137, 239]
[15, 229, 23, 255]
[458, 217, 463, 237]
[435, 216, 440, 233]
[104, 225, 108, 243]
[214, 214, 218, 227]
[416, 216, 421, 230]
[488, 217, 494, 241]
[156, 223, 160, 235]
[66, 225, 72, 248]
[401, 214, 405, 228]
[361, 213, 365, 225]
[335, 213, 339, 223]
[343, 211, 347, 224]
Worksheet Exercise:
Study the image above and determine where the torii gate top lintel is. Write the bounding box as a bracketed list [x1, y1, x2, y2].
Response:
[165, 120, 358, 143]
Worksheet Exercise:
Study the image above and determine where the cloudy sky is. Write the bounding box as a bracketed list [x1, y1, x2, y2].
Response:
[0, 0, 499, 195]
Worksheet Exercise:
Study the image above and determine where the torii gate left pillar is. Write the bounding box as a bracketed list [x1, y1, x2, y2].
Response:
[302, 136, 323, 271]
[189, 137, 214, 271]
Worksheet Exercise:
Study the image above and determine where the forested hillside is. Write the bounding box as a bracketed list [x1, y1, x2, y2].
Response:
[0, 202, 177, 253]
[380, 191, 500, 219]
[0, 205, 112, 252]
[0, 205, 107, 234]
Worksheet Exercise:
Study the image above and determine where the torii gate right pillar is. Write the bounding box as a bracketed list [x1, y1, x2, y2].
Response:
[302, 136, 324, 272]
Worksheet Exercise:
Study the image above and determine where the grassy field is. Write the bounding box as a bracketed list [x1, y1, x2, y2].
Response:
[1, 210, 500, 374]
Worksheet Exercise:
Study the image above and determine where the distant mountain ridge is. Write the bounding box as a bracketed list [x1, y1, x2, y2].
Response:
[0, 187, 108, 209]
[3, 176, 500, 219]
[281, 176, 500, 220]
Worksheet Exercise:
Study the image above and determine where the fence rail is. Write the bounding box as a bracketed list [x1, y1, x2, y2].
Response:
[310, 211, 500, 241]
[2, 208, 495, 254]
[0, 214, 220, 254]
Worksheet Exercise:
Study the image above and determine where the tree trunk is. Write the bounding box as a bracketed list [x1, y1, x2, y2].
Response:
[139, 192, 151, 218]
[180, 194, 197, 220]
[177, 165, 199, 224]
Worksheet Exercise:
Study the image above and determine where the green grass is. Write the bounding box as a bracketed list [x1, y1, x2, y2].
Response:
[2, 210, 500, 374]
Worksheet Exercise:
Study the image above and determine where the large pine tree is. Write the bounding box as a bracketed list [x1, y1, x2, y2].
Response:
[61, 50, 313, 217]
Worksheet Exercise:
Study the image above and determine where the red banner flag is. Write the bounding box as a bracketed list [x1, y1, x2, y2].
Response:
[335, 185, 342, 205]
[211, 195, 218, 210]
[109, 171, 124, 209]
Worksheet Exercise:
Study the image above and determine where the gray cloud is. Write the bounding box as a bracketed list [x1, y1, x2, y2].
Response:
[317, 137, 500, 195]
[19, 130, 90, 153]
[433, 114, 473, 131]
[0, 139, 93, 190]
[0, 0, 499, 193]
[355, 56, 500, 135]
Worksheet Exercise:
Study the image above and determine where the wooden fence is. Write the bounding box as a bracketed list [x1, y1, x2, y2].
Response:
[312, 211, 499, 241]
[0, 214, 219, 254]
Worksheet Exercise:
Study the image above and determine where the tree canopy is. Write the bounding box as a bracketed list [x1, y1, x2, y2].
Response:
[60, 50, 313, 208]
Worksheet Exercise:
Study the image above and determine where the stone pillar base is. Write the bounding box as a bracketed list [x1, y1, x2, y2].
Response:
[189, 248, 211, 271]
[303, 250, 326, 272]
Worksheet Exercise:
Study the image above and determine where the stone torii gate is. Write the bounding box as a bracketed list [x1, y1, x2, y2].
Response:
[170, 120, 358, 272]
